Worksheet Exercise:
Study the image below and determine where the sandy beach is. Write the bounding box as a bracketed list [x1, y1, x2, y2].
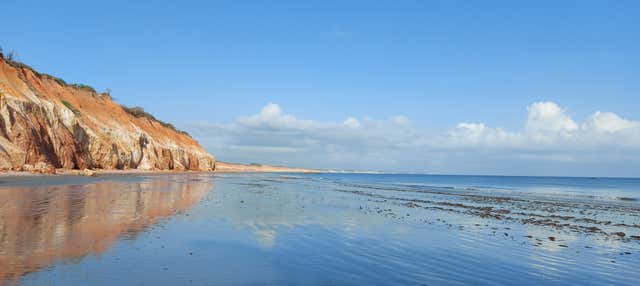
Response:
[0, 161, 320, 178]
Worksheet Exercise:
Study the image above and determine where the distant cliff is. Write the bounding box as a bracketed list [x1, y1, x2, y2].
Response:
[0, 53, 215, 172]
[215, 161, 320, 173]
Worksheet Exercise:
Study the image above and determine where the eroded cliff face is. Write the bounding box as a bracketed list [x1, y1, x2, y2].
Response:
[0, 55, 215, 172]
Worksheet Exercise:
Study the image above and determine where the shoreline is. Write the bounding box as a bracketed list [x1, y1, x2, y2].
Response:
[0, 161, 323, 178]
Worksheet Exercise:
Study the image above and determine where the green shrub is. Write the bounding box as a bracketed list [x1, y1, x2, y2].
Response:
[122, 106, 190, 135]
[61, 100, 80, 115]
[1, 49, 101, 98]
[1, 51, 34, 70]
[69, 83, 96, 93]
[1, 50, 73, 88]
[41, 73, 67, 86]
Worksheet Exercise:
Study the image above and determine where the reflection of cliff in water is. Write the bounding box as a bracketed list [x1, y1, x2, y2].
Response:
[0, 175, 212, 284]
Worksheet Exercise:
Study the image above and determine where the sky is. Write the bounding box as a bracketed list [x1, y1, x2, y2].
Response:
[2, 0, 639, 177]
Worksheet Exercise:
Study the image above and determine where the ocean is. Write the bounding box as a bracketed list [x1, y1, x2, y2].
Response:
[1, 173, 638, 285]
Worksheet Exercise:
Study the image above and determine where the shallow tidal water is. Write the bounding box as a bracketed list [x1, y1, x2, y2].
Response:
[0, 173, 639, 285]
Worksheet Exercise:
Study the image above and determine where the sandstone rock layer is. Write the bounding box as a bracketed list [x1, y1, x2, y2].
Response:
[0, 54, 215, 171]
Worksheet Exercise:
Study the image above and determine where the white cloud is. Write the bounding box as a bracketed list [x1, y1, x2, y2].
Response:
[188, 102, 640, 176]
[447, 101, 640, 149]
[448, 123, 520, 147]
[390, 115, 410, 126]
[526, 101, 578, 133]
[237, 103, 315, 129]
[583, 111, 637, 133]
[343, 117, 361, 128]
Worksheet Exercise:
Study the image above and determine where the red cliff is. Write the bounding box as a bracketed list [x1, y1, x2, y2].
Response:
[0, 54, 215, 172]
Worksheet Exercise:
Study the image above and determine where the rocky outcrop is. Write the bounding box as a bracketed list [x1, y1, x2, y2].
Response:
[0, 54, 215, 171]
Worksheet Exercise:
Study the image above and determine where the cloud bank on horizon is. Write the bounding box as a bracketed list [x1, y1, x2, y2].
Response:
[189, 102, 639, 177]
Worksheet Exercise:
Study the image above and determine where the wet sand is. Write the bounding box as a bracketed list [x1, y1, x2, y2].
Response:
[1, 173, 638, 285]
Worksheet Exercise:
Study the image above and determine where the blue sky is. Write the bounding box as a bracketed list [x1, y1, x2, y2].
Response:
[2, 0, 639, 176]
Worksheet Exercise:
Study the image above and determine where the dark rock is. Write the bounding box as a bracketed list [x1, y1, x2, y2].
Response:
[613, 232, 626, 238]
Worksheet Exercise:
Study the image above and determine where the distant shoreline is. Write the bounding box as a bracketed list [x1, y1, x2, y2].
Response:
[214, 161, 322, 173]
